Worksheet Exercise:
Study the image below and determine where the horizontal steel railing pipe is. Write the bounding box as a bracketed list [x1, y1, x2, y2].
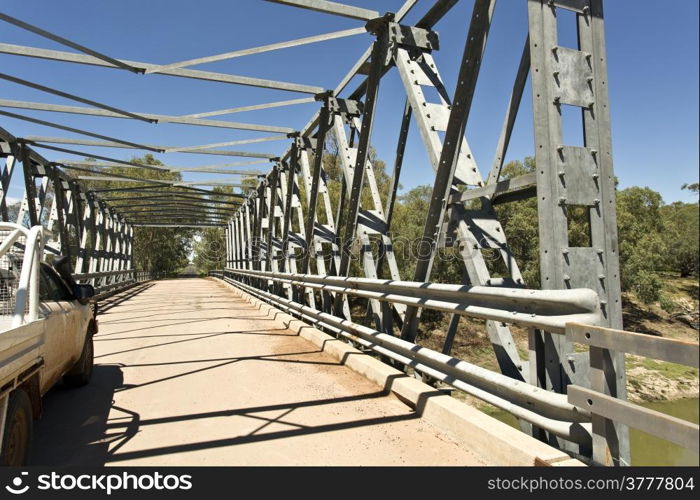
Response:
[212, 271, 592, 428]
[76, 269, 160, 297]
[223, 268, 603, 334]
[74, 269, 137, 280]
[214, 273, 592, 445]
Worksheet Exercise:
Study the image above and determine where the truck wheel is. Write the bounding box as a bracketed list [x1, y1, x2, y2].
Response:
[63, 335, 94, 387]
[0, 390, 33, 466]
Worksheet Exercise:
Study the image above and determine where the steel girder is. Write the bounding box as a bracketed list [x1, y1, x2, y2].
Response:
[1, 127, 134, 280]
[223, 0, 625, 465]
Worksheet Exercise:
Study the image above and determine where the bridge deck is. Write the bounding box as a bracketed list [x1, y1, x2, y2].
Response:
[31, 278, 486, 465]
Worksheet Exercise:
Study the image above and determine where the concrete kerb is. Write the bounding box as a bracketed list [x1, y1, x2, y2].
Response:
[210, 277, 585, 467]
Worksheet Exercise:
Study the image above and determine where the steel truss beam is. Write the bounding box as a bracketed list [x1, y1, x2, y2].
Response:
[182, 97, 314, 119]
[146, 27, 365, 74]
[0, 98, 294, 134]
[0, 73, 152, 122]
[90, 186, 244, 198]
[0, 110, 162, 152]
[24, 136, 276, 158]
[221, 0, 625, 466]
[133, 223, 225, 228]
[264, 0, 379, 21]
[0, 42, 324, 94]
[0, 12, 143, 73]
[101, 195, 241, 206]
[59, 159, 269, 173]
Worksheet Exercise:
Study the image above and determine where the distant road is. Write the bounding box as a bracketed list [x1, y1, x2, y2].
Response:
[179, 265, 199, 278]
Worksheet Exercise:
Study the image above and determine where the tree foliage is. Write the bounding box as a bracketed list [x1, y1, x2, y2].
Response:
[661, 201, 700, 278]
[191, 186, 232, 273]
[390, 159, 698, 304]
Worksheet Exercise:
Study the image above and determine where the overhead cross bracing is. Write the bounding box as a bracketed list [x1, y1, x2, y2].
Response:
[0, 0, 424, 231]
[0, 0, 667, 467]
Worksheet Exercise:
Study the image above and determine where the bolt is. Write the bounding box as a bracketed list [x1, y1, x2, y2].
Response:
[594, 198, 601, 205]
[592, 173, 600, 180]
[553, 96, 561, 105]
[582, 5, 590, 15]
[598, 274, 605, 280]
[553, 70, 560, 78]
[596, 248, 604, 255]
[563, 274, 571, 281]
[551, 46, 558, 55]
[558, 170, 566, 177]
[559, 197, 567, 205]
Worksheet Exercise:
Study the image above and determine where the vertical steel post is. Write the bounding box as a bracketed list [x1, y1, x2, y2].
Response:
[527, 0, 626, 463]
[333, 25, 389, 316]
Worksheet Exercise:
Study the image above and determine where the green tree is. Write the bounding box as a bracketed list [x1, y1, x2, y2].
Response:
[661, 201, 699, 277]
[616, 186, 667, 302]
[192, 186, 232, 273]
[682, 182, 699, 194]
[493, 158, 541, 286]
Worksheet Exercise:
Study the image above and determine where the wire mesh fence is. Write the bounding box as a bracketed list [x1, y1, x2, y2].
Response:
[0, 228, 28, 317]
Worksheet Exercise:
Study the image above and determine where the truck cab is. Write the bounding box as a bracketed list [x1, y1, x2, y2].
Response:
[1, 223, 97, 465]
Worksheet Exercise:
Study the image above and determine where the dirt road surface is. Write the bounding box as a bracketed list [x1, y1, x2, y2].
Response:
[31, 278, 486, 465]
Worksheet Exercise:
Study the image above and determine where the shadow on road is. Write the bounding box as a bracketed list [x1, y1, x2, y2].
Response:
[31, 364, 129, 466]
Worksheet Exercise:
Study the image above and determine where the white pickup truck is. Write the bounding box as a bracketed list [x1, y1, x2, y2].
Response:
[0, 223, 97, 466]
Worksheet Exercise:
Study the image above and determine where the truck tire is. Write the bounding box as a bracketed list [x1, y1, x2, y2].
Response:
[0, 389, 33, 466]
[63, 334, 94, 387]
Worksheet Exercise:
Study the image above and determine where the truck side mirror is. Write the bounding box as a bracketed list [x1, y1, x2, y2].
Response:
[73, 284, 95, 305]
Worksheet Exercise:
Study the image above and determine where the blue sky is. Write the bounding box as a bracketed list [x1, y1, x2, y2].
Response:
[1, 0, 698, 204]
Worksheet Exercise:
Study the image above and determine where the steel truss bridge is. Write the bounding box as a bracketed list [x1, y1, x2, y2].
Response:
[1, 0, 697, 466]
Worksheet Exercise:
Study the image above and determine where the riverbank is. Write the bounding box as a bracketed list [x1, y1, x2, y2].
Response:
[627, 355, 699, 402]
